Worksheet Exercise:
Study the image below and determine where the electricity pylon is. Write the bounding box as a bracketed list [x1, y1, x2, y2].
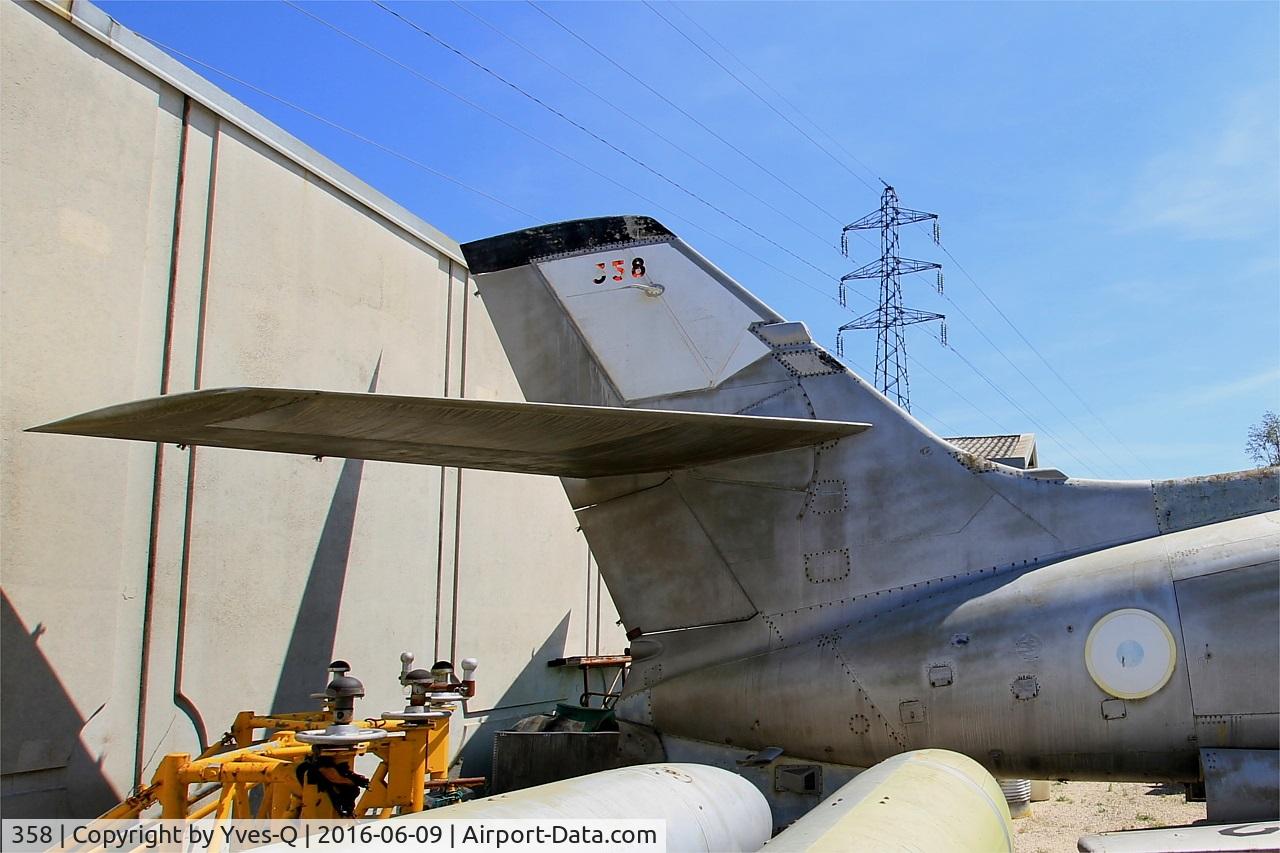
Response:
[837, 184, 945, 412]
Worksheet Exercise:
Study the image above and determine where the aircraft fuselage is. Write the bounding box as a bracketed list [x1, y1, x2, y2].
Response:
[634, 512, 1279, 780]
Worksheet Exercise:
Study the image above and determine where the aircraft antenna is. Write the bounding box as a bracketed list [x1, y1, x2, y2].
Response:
[836, 186, 944, 412]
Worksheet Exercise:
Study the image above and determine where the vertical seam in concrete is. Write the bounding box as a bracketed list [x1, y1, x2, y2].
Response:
[448, 269, 470, 663]
[134, 94, 191, 788]
[158, 97, 191, 399]
[586, 540, 591, 653]
[433, 257, 455, 661]
[172, 448, 208, 752]
[433, 468, 449, 663]
[449, 474, 464, 664]
[168, 115, 222, 755]
[441, 258, 455, 399]
[457, 269, 468, 398]
[191, 118, 220, 391]
[594, 552, 602, 656]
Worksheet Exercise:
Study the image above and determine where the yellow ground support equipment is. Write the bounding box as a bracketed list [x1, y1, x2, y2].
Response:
[95, 654, 482, 821]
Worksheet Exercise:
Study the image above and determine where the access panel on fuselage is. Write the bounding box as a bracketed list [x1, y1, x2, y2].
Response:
[1175, 561, 1280, 717]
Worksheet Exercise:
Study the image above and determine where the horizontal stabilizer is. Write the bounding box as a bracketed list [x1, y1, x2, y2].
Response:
[29, 388, 869, 478]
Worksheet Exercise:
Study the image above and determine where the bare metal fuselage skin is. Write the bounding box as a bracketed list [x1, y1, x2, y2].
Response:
[457, 216, 1280, 788]
[628, 512, 1277, 781]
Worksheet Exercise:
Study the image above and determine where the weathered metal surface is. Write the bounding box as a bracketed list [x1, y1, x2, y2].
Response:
[467, 244, 624, 407]
[1201, 749, 1280, 823]
[641, 520, 1280, 781]
[763, 749, 1013, 852]
[1154, 469, 1280, 534]
[1194, 714, 1280, 750]
[775, 764, 823, 795]
[535, 242, 772, 401]
[1176, 562, 1280, 719]
[463, 215, 675, 275]
[576, 480, 758, 632]
[31, 388, 867, 479]
[1079, 820, 1280, 852]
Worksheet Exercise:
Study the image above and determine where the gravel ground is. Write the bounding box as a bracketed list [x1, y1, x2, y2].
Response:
[1013, 780, 1207, 852]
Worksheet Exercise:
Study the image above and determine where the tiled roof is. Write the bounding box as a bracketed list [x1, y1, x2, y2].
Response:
[946, 434, 1038, 467]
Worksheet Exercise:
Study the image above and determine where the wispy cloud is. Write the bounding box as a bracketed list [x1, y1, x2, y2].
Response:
[1178, 366, 1280, 408]
[1123, 89, 1280, 240]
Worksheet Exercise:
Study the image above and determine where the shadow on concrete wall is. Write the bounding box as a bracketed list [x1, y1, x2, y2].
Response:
[453, 612, 578, 781]
[1, 591, 118, 818]
[269, 356, 380, 713]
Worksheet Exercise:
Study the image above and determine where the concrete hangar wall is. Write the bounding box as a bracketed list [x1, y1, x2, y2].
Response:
[1, 0, 623, 817]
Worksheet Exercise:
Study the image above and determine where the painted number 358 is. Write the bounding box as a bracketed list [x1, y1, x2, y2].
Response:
[593, 257, 646, 285]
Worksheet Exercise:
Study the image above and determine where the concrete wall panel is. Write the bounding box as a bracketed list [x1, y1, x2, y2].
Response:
[1, 0, 182, 810]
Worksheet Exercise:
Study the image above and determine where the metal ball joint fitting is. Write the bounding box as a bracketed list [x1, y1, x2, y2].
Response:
[326, 673, 365, 726]
[309, 660, 352, 709]
[431, 660, 456, 691]
[382, 665, 448, 723]
[382, 651, 476, 722]
[404, 668, 435, 705]
[297, 664, 387, 746]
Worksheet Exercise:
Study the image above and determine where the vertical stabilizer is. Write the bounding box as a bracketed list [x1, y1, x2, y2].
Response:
[460, 217, 1269, 652]
[462, 216, 784, 408]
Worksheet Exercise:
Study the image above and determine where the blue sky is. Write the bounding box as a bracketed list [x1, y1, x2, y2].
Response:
[98, 0, 1279, 479]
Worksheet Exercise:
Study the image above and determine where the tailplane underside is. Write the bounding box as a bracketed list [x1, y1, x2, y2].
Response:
[28, 387, 869, 478]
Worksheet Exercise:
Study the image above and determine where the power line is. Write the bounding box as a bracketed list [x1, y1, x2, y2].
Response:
[134, 34, 539, 221]
[826, 329, 1025, 441]
[921, 329, 1103, 477]
[282, 1, 842, 293]
[671, 3, 886, 190]
[827, 191, 1098, 472]
[528, 1, 880, 261]
[371, 0, 839, 281]
[645, 1, 1117, 444]
[898, 350, 1006, 436]
[519, 6, 1090, 450]
[741, 236, 1054, 456]
[872, 216, 1140, 476]
[930, 263, 1140, 477]
[928, 233, 1154, 476]
[643, 0, 879, 195]
[827, 346, 964, 437]
[448, 1, 839, 254]
[527, 2, 847, 228]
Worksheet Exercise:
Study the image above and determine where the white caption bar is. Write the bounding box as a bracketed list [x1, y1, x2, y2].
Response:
[2, 819, 666, 853]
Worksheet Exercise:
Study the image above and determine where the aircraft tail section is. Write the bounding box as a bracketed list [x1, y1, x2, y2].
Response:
[462, 216, 918, 633]
[461, 216, 791, 409]
[462, 217, 1277, 643]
